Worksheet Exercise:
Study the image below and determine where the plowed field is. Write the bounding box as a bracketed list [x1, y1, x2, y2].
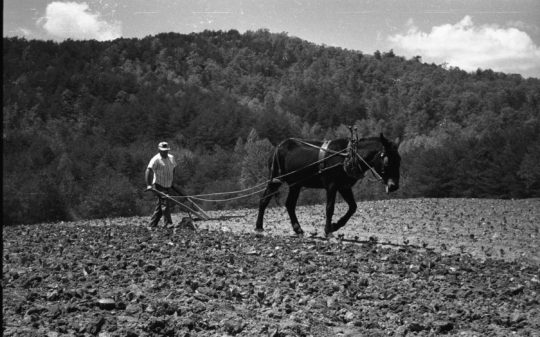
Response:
[3, 198, 540, 336]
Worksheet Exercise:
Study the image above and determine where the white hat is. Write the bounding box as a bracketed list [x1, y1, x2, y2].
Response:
[158, 142, 170, 151]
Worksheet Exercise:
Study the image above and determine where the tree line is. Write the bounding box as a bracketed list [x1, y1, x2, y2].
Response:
[3, 29, 540, 225]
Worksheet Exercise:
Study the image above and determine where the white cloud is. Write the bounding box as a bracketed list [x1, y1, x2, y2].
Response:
[40, 2, 121, 41]
[11, 27, 33, 38]
[389, 16, 540, 78]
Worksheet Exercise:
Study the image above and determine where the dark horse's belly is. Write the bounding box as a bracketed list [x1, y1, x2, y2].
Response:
[291, 174, 324, 188]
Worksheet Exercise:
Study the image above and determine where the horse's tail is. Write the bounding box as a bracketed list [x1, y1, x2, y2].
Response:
[269, 146, 280, 182]
[267, 143, 284, 206]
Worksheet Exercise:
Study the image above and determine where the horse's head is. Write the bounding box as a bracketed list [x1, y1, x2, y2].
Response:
[375, 133, 401, 193]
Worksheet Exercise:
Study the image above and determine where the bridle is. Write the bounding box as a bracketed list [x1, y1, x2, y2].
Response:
[344, 126, 388, 184]
[349, 142, 385, 183]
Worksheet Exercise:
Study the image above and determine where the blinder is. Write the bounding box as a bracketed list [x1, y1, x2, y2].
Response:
[381, 151, 389, 176]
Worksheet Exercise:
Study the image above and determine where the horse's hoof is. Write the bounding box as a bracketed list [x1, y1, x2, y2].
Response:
[255, 227, 264, 233]
[293, 228, 304, 236]
[292, 223, 304, 236]
[325, 223, 339, 235]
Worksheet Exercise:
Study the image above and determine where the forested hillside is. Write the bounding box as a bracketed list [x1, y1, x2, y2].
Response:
[3, 29, 540, 225]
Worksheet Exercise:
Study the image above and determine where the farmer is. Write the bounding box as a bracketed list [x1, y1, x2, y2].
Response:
[145, 141, 179, 228]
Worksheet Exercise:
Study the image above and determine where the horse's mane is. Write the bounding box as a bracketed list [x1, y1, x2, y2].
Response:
[357, 136, 381, 143]
[356, 137, 383, 148]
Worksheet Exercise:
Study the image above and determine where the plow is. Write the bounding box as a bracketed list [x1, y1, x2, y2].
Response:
[145, 187, 211, 221]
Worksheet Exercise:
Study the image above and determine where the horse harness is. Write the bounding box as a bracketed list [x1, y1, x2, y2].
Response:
[276, 138, 385, 183]
[318, 140, 332, 173]
[316, 139, 366, 180]
[316, 139, 385, 182]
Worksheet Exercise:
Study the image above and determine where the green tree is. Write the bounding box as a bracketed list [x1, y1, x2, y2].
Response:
[518, 138, 540, 195]
[240, 129, 274, 192]
[78, 171, 138, 219]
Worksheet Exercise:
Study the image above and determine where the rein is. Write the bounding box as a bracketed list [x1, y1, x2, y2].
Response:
[289, 138, 348, 157]
[170, 138, 386, 203]
[289, 138, 383, 181]
[353, 150, 384, 183]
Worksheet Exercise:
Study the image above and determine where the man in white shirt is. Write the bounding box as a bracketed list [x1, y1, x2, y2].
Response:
[146, 141, 178, 228]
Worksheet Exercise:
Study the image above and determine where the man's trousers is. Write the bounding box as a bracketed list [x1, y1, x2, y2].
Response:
[149, 184, 174, 227]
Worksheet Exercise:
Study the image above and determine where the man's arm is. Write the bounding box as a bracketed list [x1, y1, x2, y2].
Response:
[145, 167, 154, 189]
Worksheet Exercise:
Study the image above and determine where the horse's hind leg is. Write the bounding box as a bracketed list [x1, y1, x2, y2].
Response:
[255, 181, 281, 232]
[285, 186, 303, 235]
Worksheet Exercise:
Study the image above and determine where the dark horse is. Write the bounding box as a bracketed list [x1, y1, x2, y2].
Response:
[255, 133, 401, 236]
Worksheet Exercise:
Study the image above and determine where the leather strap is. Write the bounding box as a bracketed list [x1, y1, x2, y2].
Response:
[318, 140, 331, 173]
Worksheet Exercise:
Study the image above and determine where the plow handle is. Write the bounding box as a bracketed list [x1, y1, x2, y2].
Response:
[144, 187, 210, 220]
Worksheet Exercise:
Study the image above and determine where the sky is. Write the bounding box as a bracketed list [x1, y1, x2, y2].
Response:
[4, 0, 540, 78]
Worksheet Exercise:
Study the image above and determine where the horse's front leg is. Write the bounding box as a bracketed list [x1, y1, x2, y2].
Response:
[285, 185, 303, 235]
[335, 187, 357, 230]
[324, 184, 338, 236]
